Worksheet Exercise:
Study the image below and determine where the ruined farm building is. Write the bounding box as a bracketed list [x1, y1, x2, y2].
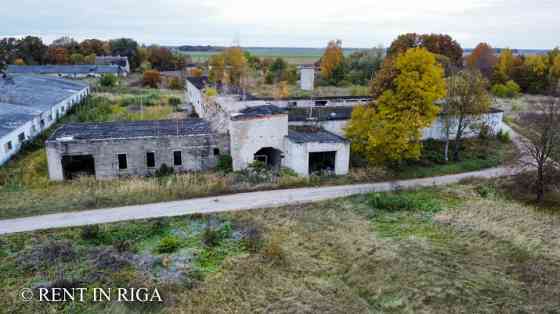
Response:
[46, 119, 228, 180]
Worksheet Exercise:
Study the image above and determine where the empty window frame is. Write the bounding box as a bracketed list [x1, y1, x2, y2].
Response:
[117, 154, 128, 170]
[146, 152, 156, 168]
[173, 151, 182, 166]
[213, 148, 220, 156]
[315, 100, 328, 106]
[18, 132, 25, 142]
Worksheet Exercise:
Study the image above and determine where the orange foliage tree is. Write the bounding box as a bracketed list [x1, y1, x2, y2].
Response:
[143, 70, 161, 88]
[320, 40, 344, 80]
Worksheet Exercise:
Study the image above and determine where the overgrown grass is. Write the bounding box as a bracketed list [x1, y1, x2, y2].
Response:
[1, 185, 559, 313]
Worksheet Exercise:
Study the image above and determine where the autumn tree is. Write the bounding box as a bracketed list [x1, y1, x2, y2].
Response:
[493, 48, 514, 84]
[369, 57, 398, 98]
[110, 38, 140, 69]
[466, 43, 497, 79]
[224, 47, 247, 87]
[320, 40, 345, 82]
[16, 36, 48, 65]
[550, 54, 560, 89]
[14, 58, 25, 65]
[346, 48, 446, 165]
[84, 53, 96, 64]
[79, 39, 106, 56]
[70, 53, 85, 64]
[47, 47, 69, 64]
[208, 54, 226, 83]
[346, 47, 384, 85]
[388, 33, 463, 67]
[143, 70, 161, 88]
[525, 55, 549, 94]
[519, 95, 560, 203]
[444, 69, 491, 161]
[273, 81, 289, 99]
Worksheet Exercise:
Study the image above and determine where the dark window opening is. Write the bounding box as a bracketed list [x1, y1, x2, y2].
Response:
[315, 100, 328, 106]
[173, 151, 182, 166]
[40, 119, 45, 128]
[288, 101, 297, 108]
[309, 151, 336, 174]
[118, 154, 128, 170]
[18, 133, 25, 142]
[4, 141, 13, 153]
[254, 147, 283, 170]
[62, 155, 95, 180]
[213, 148, 220, 156]
[146, 152, 156, 168]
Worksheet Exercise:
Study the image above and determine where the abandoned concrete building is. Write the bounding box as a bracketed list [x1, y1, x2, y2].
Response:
[185, 69, 505, 177]
[42, 65, 504, 181]
[46, 119, 228, 180]
[95, 55, 131, 74]
[0, 73, 90, 165]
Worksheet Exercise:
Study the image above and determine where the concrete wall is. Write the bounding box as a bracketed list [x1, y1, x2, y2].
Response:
[229, 114, 289, 171]
[0, 87, 90, 166]
[46, 133, 229, 181]
[284, 139, 350, 177]
[290, 111, 504, 140]
[421, 111, 504, 140]
[300, 67, 315, 91]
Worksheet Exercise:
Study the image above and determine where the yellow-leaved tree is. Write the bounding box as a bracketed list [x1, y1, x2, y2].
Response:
[493, 48, 514, 84]
[346, 48, 446, 165]
[320, 40, 344, 80]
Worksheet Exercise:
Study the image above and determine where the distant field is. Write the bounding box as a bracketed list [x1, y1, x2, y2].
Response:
[182, 47, 364, 64]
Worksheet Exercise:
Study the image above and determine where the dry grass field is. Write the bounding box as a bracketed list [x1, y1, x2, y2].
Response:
[1, 180, 559, 313]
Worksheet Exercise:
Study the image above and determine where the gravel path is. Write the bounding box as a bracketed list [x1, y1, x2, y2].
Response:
[0, 165, 519, 235]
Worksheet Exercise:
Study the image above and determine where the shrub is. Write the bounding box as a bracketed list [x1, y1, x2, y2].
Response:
[369, 192, 442, 212]
[491, 80, 520, 98]
[168, 77, 184, 90]
[216, 155, 233, 173]
[476, 183, 497, 198]
[240, 226, 263, 253]
[497, 129, 511, 143]
[202, 222, 233, 247]
[262, 234, 285, 264]
[156, 236, 181, 254]
[81, 225, 101, 241]
[112, 240, 133, 253]
[143, 70, 161, 88]
[99, 74, 118, 87]
[155, 164, 174, 177]
[168, 97, 182, 107]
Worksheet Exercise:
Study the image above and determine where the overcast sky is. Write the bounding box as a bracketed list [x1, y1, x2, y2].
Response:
[1, 0, 558, 49]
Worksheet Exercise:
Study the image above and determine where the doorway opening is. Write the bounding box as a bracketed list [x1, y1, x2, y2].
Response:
[62, 155, 95, 180]
[309, 151, 336, 174]
[254, 147, 283, 170]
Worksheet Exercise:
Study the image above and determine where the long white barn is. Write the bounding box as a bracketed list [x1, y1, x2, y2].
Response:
[0, 74, 90, 165]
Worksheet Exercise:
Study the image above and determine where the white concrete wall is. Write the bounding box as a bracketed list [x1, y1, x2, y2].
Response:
[284, 139, 350, 177]
[300, 67, 315, 91]
[0, 86, 90, 166]
[229, 114, 289, 171]
[290, 111, 504, 141]
[422, 111, 504, 140]
[185, 80, 204, 117]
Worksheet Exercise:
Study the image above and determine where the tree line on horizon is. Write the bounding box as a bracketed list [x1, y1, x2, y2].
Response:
[0, 36, 190, 73]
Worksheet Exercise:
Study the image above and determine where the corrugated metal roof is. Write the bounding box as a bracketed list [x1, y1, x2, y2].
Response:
[0, 75, 88, 138]
[48, 119, 212, 141]
[7, 65, 121, 75]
